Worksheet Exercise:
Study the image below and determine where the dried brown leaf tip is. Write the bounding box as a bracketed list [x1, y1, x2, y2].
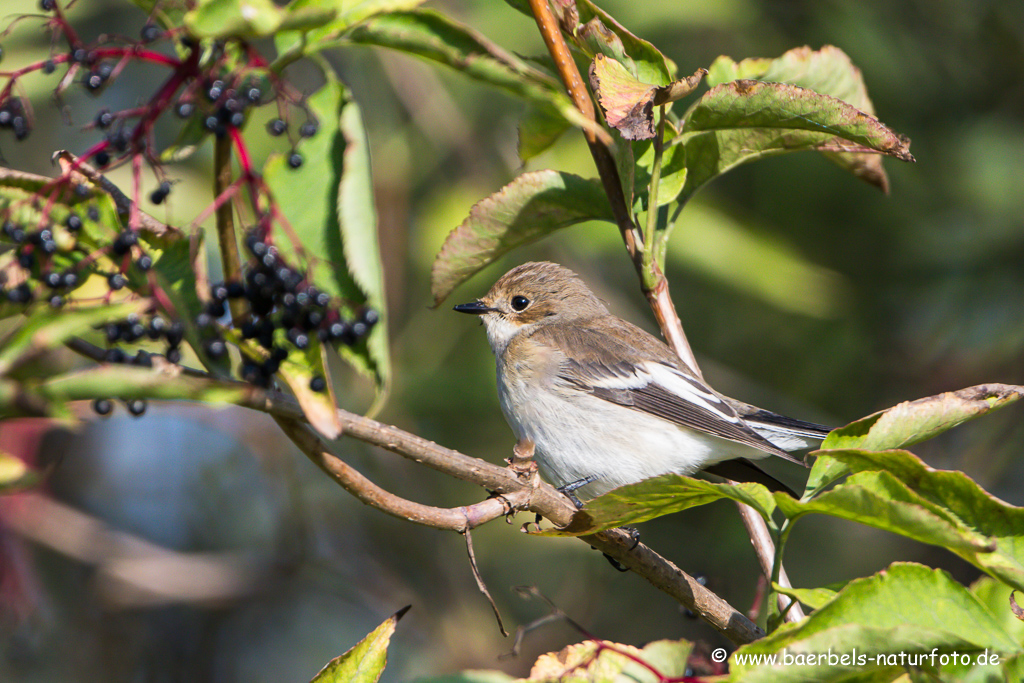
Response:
[589, 54, 706, 140]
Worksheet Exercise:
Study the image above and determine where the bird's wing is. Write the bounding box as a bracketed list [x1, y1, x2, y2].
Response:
[533, 319, 805, 463]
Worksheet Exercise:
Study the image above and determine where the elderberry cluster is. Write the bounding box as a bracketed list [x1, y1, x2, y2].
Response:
[235, 230, 378, 388]
[0, 198, 150, 310]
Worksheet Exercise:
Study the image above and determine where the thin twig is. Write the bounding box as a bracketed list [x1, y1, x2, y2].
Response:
[464, 528, 509, 637]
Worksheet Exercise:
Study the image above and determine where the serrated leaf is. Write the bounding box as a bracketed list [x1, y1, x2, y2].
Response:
[537, 475, 775, 537]
[337, 95, 390, 405]
[265, 76, 389, 401]
[431, 171, 613, 305]
[0, 300, 148, 376]
[800, 449, 1024, 592]
[673, 79, 913, 209]
[589, 54, 705, 141]
[822, 383, 1024, 453]
[733, 563, 1023, 683]
[310, 605, 409, 683]
[708, 46, 899, 192]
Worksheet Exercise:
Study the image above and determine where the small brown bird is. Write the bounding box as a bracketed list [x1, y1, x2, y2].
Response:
[455, 261, 828, 499]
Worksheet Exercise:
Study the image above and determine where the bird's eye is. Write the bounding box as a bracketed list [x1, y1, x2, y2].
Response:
[510, 295, 530, 311]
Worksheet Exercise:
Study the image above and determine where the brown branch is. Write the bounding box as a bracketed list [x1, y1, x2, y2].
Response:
[59, 336, 763, 643]
[273, 414, 523, 532]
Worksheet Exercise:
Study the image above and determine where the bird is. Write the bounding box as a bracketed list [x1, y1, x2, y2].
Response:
[454, 261, 829, 501]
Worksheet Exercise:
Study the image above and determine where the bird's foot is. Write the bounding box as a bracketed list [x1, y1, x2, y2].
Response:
[557, 476, 598, 509]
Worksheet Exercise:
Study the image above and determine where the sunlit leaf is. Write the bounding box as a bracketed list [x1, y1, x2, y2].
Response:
[733, 563, 1023, 683]
[0, 300, 148, 376]
[283, 0, 427, 44]
[823, 383, 1024, 453]
[185, 0, 334, 39]
[536, 475, 775, 537]
[310, 605, 409, 683]
[431, 171, 613, 305]
[708, 45, 890, 191]
[673, 79, 913, 210]
[772, 583, 840, 612]
[590, 54, 705, 141]
[783, 449, 1024, 591]
[504, 0, 673, 86]
[36, 363, 256, 406]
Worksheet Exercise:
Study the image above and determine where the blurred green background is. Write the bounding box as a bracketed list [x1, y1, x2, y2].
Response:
[2, 0, 1023, 680]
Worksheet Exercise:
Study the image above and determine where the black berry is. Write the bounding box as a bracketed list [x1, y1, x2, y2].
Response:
[141, 23, 161, 43]
[309, 376, 326, 392]
[299, 121, 318, 138]
[126, 399, 147, 417]
[267, 119, 286, 136]
[287, 152, 303, 169]
[65, 214, 83, 232]
[107, 273, 127, 290]
[176, 102, 195, 119]
[92, 398, 113, 416]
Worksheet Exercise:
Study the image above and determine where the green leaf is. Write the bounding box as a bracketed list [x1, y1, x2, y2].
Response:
[340, 10, 602, 140]
[0, 450, 38, 494]
[708, 46, 891, 192]
[185, 0, 336, 39]
[36, 364, 255, 406]
[673, 79, 913, 209]
[337, 95, 390, 406]
[970, 577, 1024, 647]
[265, 75, 390, 402]
[821, 383, 1024, 453]
[800, 449, 1024, 592]
[185, 0, 287, 39]
[310, 605, 409, 683]
[0, 300, 148, 377]
[732, 563, 1024, 683]
[283, 0, 427, 45]
[771, 583, 840, 611]
[431, 171, 613, 305]
[807, 383, 1024, 493]
[589, 54, 705, 142]
[536, 474, 775, 537]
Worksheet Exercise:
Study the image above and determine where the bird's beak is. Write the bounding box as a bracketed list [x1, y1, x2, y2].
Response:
[453, 300, 494, 315]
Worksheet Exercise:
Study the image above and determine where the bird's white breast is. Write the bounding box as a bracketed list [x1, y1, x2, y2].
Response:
[495, 355, 762, 498]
